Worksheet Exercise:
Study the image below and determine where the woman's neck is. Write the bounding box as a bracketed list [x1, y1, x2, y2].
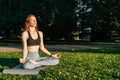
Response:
[29, 27, 36, 32]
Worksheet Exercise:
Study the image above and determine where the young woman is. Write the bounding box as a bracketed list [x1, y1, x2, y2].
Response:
[19, 14, 61, 69]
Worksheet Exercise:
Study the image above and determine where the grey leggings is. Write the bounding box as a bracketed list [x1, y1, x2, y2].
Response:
[23, 52, 59, 69]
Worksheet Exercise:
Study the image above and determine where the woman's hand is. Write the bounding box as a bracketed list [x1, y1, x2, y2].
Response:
[19, 58, 25, 64]
[52, 53, 62, 58]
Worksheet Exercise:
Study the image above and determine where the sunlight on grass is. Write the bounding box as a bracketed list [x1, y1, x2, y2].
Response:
[0, 48, 120, 80]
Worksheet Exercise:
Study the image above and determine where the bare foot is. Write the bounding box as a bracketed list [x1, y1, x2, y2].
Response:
[29, 59, 41, 67]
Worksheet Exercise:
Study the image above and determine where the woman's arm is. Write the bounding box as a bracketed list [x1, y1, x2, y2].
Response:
[39, 31, 61, 58]
[20, 32, 28, 63]
[39, 31, 51, 56]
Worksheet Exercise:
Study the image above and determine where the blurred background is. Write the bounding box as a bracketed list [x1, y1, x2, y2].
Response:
[0, 0, 120, 42]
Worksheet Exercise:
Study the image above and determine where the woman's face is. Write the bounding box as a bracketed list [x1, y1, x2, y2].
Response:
[29, 16, 37, 27]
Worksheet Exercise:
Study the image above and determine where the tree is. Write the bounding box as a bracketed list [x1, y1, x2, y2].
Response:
[0, 0, 120, 41]
[75, 0, 120, 41]
[90, 0, 120, 41]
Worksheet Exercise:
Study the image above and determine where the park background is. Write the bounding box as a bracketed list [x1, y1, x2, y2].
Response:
[0, 0, 120, 80]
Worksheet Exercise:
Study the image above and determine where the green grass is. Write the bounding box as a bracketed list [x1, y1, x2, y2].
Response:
[0, 48, 120, 80]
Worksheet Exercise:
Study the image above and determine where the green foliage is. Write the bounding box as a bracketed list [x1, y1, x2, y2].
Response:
[0, 0, 120, 41]
[0, 0, 77, 40]
[0, 48, 120, 79]
[89, 0, 120, 41]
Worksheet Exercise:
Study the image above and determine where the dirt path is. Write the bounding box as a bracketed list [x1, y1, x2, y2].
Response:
[0, 44, 120, 52]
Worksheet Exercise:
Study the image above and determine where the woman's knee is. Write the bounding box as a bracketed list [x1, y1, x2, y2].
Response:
[52, 59, 59, 65]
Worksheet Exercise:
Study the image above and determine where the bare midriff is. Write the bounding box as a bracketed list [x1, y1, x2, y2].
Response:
[27, 45, 40, 52]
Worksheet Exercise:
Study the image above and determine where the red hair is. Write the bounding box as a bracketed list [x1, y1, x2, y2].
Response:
[23, 14, 38, 32]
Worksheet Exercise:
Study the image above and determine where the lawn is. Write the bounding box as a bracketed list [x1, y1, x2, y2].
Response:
[0, 48, 120, 80]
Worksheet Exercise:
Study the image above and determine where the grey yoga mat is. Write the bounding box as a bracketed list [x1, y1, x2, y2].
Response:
[2, 64, 45, 75]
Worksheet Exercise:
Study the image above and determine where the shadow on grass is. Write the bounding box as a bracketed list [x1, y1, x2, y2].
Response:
[52, 48, 120, 54]
[0, 58, 19, 72]
[80, 48, 120, 54]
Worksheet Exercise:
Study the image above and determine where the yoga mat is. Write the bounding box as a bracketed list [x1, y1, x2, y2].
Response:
[2, 64, 45, 75]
